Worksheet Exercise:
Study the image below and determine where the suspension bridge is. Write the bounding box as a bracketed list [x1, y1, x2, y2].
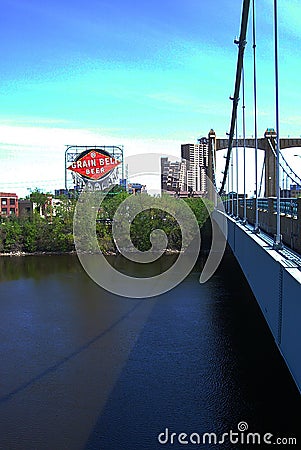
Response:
[209, 0, 301, 394]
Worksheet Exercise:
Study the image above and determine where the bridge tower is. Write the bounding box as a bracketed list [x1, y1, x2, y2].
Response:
[207, 129, 217, 201]
[212, 129, 301, 197]
[263, 128, 277, 197]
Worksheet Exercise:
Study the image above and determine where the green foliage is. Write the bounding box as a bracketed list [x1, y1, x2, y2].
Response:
[101, 191, 129, 220]
[183, 197, 214, 227]
[0, 217, 23, 252]
[22, 219, 37, 252]
[0, 195, 76, 254]
[29, 188, 48, 214]
[129, 208, 181, 251]
[0, 191, 213, 254]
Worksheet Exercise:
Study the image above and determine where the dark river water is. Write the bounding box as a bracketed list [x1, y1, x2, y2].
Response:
[0, 251, 300, 450]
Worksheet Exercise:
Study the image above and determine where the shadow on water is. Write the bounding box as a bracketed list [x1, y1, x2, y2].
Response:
[85, 248, 301, 450]
[108, 252, 179, 277]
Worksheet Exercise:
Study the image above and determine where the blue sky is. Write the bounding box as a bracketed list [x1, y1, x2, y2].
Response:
[1, 0, 301, 196]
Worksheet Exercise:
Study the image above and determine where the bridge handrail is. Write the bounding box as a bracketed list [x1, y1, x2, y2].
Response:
[258, 199, 268, 211]
[275, 198, 298, 216]
[230, 197, 298, 217]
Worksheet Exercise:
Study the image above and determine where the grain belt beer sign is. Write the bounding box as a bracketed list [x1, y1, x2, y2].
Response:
[68, 149, 121, 189]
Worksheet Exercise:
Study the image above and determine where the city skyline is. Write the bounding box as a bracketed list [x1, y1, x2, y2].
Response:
[1, 0, 301, 196]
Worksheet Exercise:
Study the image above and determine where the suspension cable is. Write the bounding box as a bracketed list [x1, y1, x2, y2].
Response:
[279, 149, 301, 185]
[219, 0, 251, 195]
[259, 156, 265, 197]
[267, 137, 301, 186]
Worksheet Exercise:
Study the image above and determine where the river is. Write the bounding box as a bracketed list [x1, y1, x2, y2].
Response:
[0, 252, 300, 449]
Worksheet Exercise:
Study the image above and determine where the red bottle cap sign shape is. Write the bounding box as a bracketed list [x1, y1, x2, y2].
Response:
[68, 150, 121, 181]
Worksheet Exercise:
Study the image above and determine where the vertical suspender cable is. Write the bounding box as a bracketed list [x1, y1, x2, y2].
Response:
[227, 169, 230, 214]
[231, 149, 234, 215]
[274, 0, 282, 248]
[236, 119, 239, 217]
[227, 162, 229, 213]
[286, 172, 288, 191]
[242, 68, 247, 223]
[252, 0, 259, 233]
[228, 157, 231, 214]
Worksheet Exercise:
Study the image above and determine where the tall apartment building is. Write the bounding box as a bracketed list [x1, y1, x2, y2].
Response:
[0, 192, 19, 217]
[181, 138, 208, 194]
[161, 158, 187, 192]
[161, 138, 209, 195]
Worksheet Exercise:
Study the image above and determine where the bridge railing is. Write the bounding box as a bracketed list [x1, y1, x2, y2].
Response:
[279, 199, 298, 216]
[258, 198, 268, 211]
[225, 197, 301, 253]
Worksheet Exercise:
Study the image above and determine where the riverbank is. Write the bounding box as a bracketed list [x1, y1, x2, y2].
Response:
[0, 251, 77, 257]
[0, 248, 183, 257]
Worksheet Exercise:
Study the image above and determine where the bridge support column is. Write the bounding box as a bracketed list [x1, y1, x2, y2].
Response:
[207, 129, 217, 203]
[263, 130, 277, 198]
[265, 146, 276, 197]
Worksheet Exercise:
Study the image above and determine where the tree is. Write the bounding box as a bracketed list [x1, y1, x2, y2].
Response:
[29, 188, 48, 215]
[0, 216, 22, 252]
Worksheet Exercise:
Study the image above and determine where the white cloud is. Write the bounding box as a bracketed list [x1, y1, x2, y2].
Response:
[0, 124, 184, 197]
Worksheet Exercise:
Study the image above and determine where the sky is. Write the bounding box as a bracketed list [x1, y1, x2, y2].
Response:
[1, 0, 301, 197]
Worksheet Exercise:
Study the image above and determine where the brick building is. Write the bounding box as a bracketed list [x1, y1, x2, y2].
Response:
[0, 192, 18, 217]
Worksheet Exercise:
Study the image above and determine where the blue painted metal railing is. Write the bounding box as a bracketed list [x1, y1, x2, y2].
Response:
[258, 199, 268, 211]
[233, 198, 298, 217]
[279, 199, 298, 216]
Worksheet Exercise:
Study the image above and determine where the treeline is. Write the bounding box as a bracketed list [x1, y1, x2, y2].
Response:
[0, 199, 75, 253]
[0, 192, 213, 254]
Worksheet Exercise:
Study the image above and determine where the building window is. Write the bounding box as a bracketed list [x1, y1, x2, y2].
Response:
[2, 199, 7, 205]
[2, 208, 7, 214]
[9, 198, 15, 205]
[10, 208, 15, 215]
